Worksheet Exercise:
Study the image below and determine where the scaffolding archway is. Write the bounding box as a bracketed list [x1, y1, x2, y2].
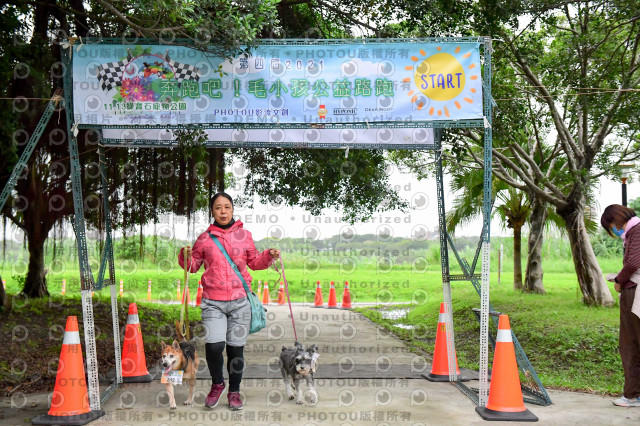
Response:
[0, 36, 549, 415]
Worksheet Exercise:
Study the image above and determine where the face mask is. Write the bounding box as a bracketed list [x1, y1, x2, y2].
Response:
[612, 226, 624, 237]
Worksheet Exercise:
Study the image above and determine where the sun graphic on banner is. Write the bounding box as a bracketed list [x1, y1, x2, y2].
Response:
[403, 46, 479, 117]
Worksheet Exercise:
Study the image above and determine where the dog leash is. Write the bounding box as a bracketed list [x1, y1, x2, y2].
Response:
[274, 255, 298, 341]
[179, 249, 192, 340]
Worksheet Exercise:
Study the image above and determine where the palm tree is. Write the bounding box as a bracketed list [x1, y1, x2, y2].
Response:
[494, 188, 530, 289]
[447, 169, 530, 290]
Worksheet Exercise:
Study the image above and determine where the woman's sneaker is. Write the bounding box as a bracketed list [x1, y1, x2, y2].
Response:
[612, 396, 640, 407]
[228, 391, 244, 410]
[205, 382, 226, 408]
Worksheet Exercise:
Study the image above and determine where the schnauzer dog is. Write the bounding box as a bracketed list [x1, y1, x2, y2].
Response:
[279, 342, 319, 404]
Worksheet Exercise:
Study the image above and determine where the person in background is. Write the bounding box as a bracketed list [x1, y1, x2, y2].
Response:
[179, 192, 279, 410]
[601, 204, 640, 407]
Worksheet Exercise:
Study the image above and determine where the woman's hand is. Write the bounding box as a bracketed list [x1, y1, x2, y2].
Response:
[614, 282, 622, 293]
[183, 246, 192, 260]
[269, 248, 280, 260]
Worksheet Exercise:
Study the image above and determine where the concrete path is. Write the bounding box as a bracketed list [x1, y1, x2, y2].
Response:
[2, 305, 640, 425]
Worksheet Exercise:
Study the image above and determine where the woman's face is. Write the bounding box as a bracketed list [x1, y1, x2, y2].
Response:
[212, 197, 233, 225]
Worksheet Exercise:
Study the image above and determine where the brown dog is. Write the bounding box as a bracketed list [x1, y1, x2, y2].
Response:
[160, 321, 200, 409]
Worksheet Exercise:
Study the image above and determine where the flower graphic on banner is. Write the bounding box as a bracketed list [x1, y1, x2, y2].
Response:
[120, 77, 155, 101]
[404, 46, 480, 118]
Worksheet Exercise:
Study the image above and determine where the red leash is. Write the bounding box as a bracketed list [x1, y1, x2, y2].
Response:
[275, 256, 298, 341]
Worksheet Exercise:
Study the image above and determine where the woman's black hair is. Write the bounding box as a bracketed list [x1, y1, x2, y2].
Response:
[211, 192, 234, 209]
[600, 204, 636, 237]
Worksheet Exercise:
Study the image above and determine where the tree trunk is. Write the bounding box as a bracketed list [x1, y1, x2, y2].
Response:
[178, 153, 186, 214]
[216, 149, 225, 191]
[0, 274, 8, 312]
[23, 227, 49, 298]
[557, 202, 614, 306]
[513, 224, 523, 290]
[21, 150, 57, 298]
[524, 199, 547, 294]
[208, 148, 215, 222]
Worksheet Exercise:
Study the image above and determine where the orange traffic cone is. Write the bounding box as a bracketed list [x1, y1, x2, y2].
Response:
[119, 279, 124, 297]
[476, 315, 538, 421]
[61, 279, 66, 296]
[176, 279, 182, 301]
[327, 281, 338, 308]
[147, 279, 152, 301]
[257, 280, 262, 302]
[341, 281, 352, 309]
[424, 303, 468, 382]
[262, 281, 270, 305]
[277, 281, 286, 305]
[121, 303, 153, 383]
[31, 316, 105, 425]
[196, 280, 203, 306]
[313, 281, 323, 307]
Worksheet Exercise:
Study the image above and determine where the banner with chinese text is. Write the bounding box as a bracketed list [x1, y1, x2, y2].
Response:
[72, 41, 484, 127]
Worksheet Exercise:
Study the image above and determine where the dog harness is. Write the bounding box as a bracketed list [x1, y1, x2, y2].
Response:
[179, 342, 196, 369]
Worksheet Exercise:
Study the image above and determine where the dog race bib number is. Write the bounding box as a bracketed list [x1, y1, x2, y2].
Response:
[161, 370, 183, 385]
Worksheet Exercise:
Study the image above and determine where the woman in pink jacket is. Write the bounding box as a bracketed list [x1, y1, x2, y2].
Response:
[179, 192, 279, 410]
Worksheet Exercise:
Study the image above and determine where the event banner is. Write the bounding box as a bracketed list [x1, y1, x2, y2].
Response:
[72, 41, 484, 127]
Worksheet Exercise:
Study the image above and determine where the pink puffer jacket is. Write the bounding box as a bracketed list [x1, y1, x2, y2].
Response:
[178, 220, 273, 301]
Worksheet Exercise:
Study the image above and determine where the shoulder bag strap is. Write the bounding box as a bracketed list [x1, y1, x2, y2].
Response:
[208, 232, 251, 296]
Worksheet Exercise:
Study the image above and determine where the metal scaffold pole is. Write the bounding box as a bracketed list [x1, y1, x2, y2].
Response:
[478, 36, 494, 408]
[99, 143, 123, 403]
[0, 88, 63, 211]
[434, 129, 458, 383]
[62, 43, 101, 411]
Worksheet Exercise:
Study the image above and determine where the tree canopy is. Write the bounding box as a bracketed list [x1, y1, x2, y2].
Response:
[0, 0, 410, 297]
[388, 0, 640, 305]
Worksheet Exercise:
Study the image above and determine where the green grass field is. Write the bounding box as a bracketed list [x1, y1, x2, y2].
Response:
[2, 266, 615, 306]
[2, 241, 623, 304]
[354, 270, 623, 396]
[2, 263, 441, 304]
